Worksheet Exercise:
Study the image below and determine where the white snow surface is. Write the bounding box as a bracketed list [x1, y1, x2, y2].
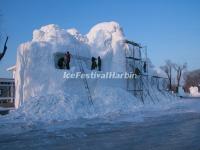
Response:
[13, 21, 177, 121]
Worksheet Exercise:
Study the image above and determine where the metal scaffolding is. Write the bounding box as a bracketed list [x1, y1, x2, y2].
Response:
[125, 40, 147, 103]
[124, 40, 170, 103]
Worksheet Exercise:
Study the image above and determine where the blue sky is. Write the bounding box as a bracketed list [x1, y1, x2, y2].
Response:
[0, 0, 200, 77]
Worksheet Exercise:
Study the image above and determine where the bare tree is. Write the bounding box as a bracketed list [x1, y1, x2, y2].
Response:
[0, 10, 9, 61]
[0, 36, 8, 61]
[183, 69, 200, 93]
[173, 63, 187, 92]
[160, 60, 173, 91]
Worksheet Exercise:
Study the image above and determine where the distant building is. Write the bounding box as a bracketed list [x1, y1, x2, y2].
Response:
[0, 65, 16, 108]
[7, 65, 16, 79]
[0, 78, 15, 108]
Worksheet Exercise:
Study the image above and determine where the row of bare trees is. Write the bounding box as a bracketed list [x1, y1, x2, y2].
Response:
[183, 69, 200, 93]
[160, 60, 187, 93]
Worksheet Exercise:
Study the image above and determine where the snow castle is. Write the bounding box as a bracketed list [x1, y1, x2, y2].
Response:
[13, 21, 174, 121]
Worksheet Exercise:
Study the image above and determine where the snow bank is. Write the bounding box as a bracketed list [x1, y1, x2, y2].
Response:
[11, 87, 142, 121]
[189, 86, 200, 97]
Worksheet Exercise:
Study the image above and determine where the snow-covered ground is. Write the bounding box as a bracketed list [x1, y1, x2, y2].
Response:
[1, 98, 200, 136]
[1, 109, 200, 150]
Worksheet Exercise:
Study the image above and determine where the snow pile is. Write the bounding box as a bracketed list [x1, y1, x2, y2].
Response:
[189, 86, 200, 97]
[11, 87, 141, 121]
[13, 21, 176, 121]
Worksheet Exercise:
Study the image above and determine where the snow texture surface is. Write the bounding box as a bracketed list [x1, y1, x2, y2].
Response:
[13, 21, 176, 121]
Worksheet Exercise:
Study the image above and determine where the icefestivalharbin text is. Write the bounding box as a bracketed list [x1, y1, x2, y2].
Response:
[63, 71, 138, 79]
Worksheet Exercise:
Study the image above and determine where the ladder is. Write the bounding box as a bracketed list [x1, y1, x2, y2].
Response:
[76, 51, 93, 105]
